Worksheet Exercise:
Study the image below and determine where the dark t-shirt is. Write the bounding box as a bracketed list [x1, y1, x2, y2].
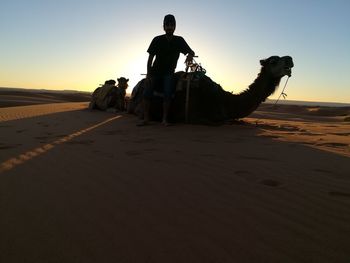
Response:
[147, 34, 194, 75]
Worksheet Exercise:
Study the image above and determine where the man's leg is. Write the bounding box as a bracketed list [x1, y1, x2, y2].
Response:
[162, 74, 175, 125]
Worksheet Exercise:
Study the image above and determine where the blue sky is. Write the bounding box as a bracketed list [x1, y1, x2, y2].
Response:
[1, 0, 349, 103]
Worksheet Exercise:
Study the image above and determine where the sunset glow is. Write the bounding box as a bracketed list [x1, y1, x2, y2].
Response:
[1, 0, 349, 103]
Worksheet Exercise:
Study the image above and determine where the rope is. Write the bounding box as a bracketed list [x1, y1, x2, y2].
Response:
[273, 76, 290, 106]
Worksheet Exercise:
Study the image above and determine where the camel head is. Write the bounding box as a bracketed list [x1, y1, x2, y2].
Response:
[260, 56, 294, 78]
[117, 77, 129, 90]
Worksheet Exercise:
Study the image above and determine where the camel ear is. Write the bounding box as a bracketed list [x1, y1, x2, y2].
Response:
[260, 59, 266, 66]
[126, 79, 129, 82]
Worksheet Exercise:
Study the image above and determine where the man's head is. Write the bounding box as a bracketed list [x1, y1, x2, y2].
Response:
[163, 14, 176, 36]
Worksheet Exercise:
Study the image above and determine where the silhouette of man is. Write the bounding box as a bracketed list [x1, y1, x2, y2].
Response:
[140, 14, 195, 126]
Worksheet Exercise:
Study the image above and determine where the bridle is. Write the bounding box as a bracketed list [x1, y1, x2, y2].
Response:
[273, 76, 290, 106]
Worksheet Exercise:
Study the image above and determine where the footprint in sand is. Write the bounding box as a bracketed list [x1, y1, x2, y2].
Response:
[313, 168, 332, 174]
[200, 153, 217, 157]
[261, 134, 280, 139]
[192, 138, 214, 143]
[36, 122, 50, 127]
[234, 170, 251, 176]
[235, 170, 259, 182]
[314, 168, 349, 181]
[299, 132, 323, 136]
[67, 140, 94, 145]
[35, 136, 50, 140]
[260, 179, 282, 187]
[134, 138, 155, 143]
[317, 142, 348, 147]
[101, 130, 126, 135]
[330, 132, 350, 136]
[125, 150, 142, 156]
[0, 143, 22, 150]
[55, 134, 68, 138]
[328, 191, 350, 198]
[145, 148, 157, 152]
[238, 155, 272, 161]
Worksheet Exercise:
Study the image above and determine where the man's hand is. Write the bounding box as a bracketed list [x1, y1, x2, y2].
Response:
[185, 54, 194, 65]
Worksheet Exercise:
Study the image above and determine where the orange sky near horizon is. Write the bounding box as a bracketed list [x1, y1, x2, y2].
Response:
[1, 1, 349, 104]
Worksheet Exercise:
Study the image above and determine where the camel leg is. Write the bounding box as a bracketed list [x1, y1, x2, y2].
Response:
[136, 98, 151, 126]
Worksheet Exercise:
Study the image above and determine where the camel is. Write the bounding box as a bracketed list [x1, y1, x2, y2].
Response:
[89, 77, 129, 112]
[128, 55, 294, 124]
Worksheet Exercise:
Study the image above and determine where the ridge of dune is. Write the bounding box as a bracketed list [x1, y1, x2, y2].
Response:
[0, 102, 89, 122]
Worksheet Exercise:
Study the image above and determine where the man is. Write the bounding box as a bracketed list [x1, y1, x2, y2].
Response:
[140, 14, 195, 126]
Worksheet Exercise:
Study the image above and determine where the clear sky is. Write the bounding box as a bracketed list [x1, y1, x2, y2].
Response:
[1, 0, 349, 103]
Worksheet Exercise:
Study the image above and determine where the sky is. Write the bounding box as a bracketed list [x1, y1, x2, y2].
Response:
[1, 0, 349, 103]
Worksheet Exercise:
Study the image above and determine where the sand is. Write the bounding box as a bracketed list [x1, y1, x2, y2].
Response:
[0, 88, 91, 108]
[0, 102, 89, 122]
[0, 99, 350, 262]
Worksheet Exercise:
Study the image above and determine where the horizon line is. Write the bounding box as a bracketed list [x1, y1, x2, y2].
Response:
[1, 86, 350, 106]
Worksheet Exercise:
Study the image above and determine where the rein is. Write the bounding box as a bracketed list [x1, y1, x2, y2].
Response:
[273, 76, 290, 106]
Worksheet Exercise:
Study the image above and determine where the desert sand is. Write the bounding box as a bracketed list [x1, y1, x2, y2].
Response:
[0, 96, 350, 262]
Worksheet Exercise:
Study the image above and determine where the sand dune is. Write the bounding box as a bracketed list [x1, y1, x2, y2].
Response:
[0, 101, 350, 262]
[248, 104, 350, 157]
[0, 102, 89, 122]
[0, 88, 91, 108]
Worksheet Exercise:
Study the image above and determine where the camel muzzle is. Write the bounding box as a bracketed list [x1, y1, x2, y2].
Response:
[283, 56, 294, 77]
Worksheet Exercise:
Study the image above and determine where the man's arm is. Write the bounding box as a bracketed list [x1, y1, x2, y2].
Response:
[147, 54, 155, 77]
[180, 37, 195, 64]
